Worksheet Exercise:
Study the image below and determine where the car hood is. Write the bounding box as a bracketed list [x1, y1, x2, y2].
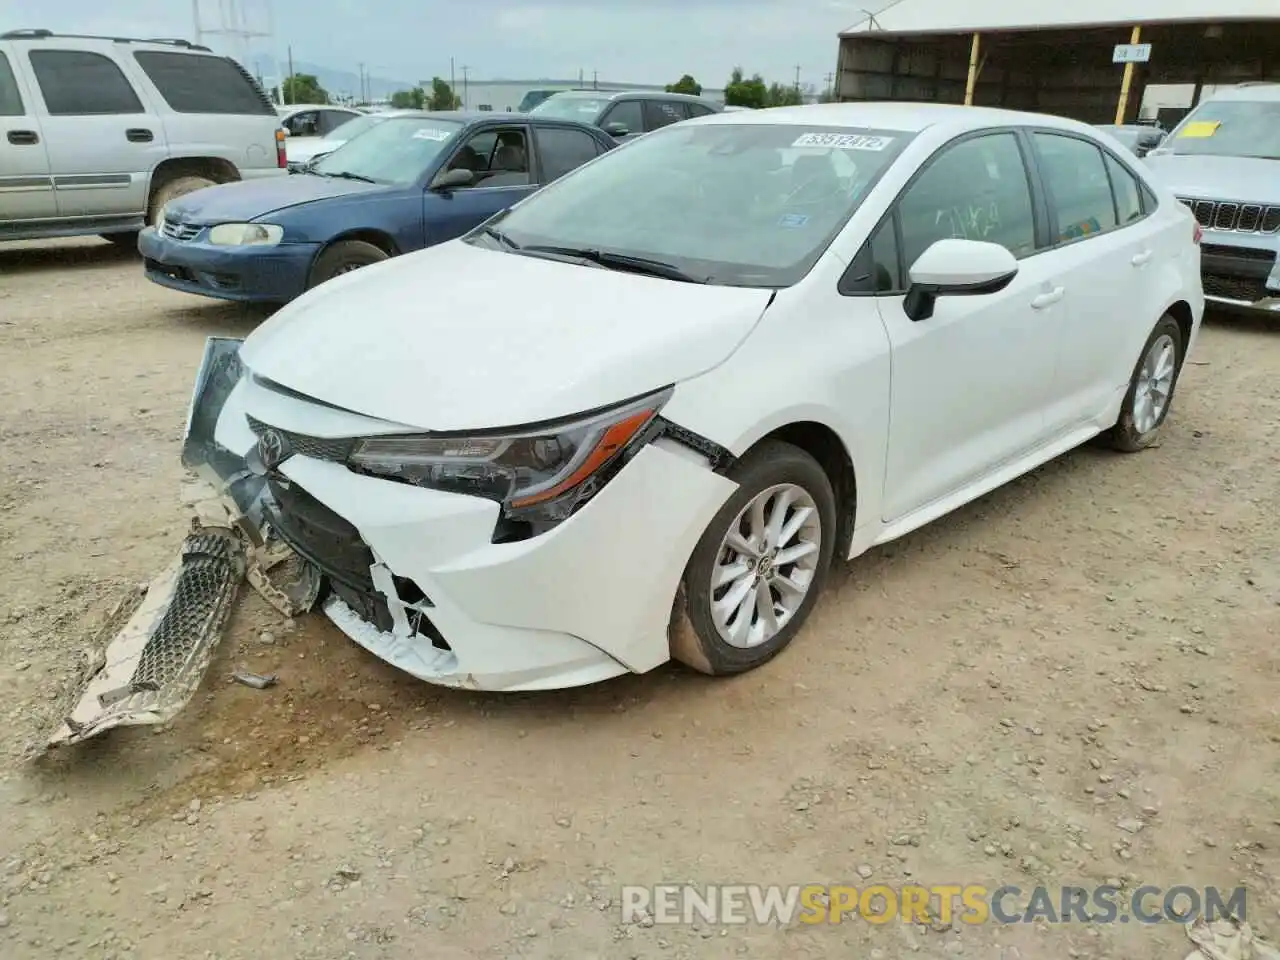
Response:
[165, 173, 384, 224]
[239, 240, 774, 431]
[1143, 153, 1280, 205]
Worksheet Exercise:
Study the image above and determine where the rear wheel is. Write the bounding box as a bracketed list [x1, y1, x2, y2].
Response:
[1105, 314, 1184, 452]
[148, 175, 216, 225]
[307, 240, 389, 288]
[672, 441, 837, 676]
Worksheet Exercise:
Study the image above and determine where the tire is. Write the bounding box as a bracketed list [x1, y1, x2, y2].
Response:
[672, 440, 838, 676]
[1105, 314, 1185, 453]
[101, 231, 140, 248]
[148, 175, 216, 225]
[307, 240, 389, 288]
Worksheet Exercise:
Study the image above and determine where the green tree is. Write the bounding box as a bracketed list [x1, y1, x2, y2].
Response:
[390, 86, 426, 109]
[766, 82, 803, 107]
[723, 67, 768, 109]
[665, 74, 702, 96]
[282, 73, 328, 105]
[428, 77, 461, 111]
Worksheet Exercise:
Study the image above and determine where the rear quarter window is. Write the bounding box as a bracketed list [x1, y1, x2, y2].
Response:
[0, 52, 23, 115]
[134, 51, 275, 115]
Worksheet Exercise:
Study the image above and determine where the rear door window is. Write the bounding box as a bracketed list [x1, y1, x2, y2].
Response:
[0, 52, 23, 115]
[29, 50, 144, 115]
[1103, 152, 1144, 225]
[534, 125, 603, 181]
[644, 99, 689, 130]
[133, 51, 274, 115]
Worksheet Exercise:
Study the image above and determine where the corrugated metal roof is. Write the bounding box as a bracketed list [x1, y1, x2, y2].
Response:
[841, 0, 1280, 36]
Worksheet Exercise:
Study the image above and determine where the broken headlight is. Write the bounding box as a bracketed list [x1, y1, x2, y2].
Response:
[346, 387, 672, 523]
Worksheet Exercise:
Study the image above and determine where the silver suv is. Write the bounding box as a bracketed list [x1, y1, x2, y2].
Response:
[0, 29, 286, 246]
[1143, 82, 1280, 314]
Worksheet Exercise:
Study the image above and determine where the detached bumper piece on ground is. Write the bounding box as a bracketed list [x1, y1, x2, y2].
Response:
[44, 339, 321, 750]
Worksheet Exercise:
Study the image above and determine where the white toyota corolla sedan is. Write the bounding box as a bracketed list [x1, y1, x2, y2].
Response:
[198, 102, 1205, 691]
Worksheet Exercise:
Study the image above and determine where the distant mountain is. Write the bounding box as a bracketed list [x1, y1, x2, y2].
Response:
[246, 55, 414, 100]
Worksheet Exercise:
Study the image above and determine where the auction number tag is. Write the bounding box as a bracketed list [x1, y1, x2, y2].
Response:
[791, 132, 894, 151]
[412, 128, 453, 141]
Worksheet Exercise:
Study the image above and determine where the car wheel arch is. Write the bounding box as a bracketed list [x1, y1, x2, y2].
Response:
[316, 229, 400, 260]
[148, 156, 239, 197]
[1164, 299, 1194, 358]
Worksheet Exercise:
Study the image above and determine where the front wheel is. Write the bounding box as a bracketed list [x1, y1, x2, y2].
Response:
[1105, 314, 1184, 452]
[672, 440, 837, 676]
[307, 240, 389, 289]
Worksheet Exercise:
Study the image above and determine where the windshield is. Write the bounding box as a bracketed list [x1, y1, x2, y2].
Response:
[321, 113, 384, 143]
[310, 117, 463, 184]
[1164, 98, 1280, 159]
[478, 122, 911, 287]
[530, 94, 608, 121]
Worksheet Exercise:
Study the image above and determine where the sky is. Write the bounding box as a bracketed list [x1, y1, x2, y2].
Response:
[5, 0, 873, 90]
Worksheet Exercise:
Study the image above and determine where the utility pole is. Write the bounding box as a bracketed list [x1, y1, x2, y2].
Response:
[450, 57, 456, 102]
[460, 64, 470, 109]
[286, 45, 293, 104]
[592, 69, 598, 90]
[357, 63, 364, 104]
[578, 67, 584, 86]
[192, 0, 202, 45]
[794, 64, 802, 92]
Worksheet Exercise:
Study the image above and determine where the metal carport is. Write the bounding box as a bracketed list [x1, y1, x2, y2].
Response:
[836, 0, 1280, 124]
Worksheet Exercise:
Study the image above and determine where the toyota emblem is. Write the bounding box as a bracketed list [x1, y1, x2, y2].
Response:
[257, 428, 291, 470]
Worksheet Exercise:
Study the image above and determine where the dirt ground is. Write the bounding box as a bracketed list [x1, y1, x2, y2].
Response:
[0, 237, 1277, 960]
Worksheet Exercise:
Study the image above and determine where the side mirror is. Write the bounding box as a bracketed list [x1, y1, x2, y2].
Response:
[429, 167, 475, 191]
[603, 121, 629, 138]
[902, 239, 1018, 322]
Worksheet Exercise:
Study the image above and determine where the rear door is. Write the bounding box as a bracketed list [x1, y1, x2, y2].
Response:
[26, 47, 164, 218]
[1027, 130, 1159, 429]
[131, 51, 281, 177]
[0, 47, 57, 225]
[531, 123, 607, 183]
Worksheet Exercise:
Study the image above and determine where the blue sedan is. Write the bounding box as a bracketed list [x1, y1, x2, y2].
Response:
[138, 112, 616, 303]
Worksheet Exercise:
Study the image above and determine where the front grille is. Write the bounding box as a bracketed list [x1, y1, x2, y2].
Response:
[1200, 244, 1277, 263]
[159, 219, 201, 241]
[246, 415, 356, 463]
[1203, 273, 1270, 303]
[266, 475, 377, 594]
[1178, 197, 1280, 234]
[264, 475, 444, 643]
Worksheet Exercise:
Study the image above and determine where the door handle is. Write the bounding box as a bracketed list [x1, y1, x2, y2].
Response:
[126, 128, 154, 143]
[1131, 250, 1153, 267]
[1030, 286, 1065, 310]
[6, 130, 39, 145]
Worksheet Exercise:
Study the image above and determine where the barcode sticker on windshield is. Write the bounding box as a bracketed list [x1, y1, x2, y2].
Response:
[412, 128, 452, 141]
[792, 132, 894, 151]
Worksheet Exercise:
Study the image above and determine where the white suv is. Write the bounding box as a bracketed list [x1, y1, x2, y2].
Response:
[0, 28, 286, 246]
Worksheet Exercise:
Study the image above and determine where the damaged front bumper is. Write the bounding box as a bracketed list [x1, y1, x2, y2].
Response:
[46, 339, 321, 749]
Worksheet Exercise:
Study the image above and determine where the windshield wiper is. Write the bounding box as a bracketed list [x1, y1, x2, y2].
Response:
[320, 170, 377, 184]
[521, 245, 708, 283]
[478, 225, 521, 249]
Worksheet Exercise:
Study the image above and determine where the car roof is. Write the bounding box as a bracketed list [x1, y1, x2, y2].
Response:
[693, 101, 1099, 137]
[0, 28, 216, 54]
[1206, 82, 1280, 102]
[542, 89, 713, 104]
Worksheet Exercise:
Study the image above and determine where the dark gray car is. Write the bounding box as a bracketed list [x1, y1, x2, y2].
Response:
[529, 90, 722, 142]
